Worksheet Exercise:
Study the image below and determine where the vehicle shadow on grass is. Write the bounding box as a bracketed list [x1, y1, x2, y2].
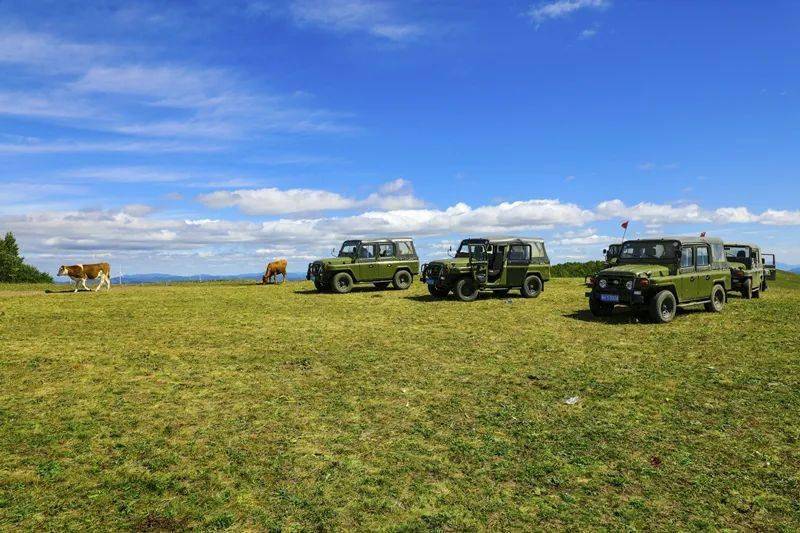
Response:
[565, 307, 704, 324]
[293, 286, 393, 296]
[404, 292, 526, 303]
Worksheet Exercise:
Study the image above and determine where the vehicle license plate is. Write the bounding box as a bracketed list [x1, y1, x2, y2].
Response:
[600, 293, 619, 303]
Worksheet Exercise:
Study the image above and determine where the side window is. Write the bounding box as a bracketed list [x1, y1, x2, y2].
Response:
[681, 246, 694, 268]
[696, 246, 710, 267]
[377, 243, 394, 258]
[396, 241, 415, 257]
[358, 244, 376, 259]
[712, 243, 725, 263]
[508, 244, 531, 263]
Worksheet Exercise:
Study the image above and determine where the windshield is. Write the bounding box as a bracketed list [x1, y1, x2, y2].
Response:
[454, 240, 486, 260]
[338, 240, 359, 257]
[724, 245, 751, 262]
[619, 240, 679, 261]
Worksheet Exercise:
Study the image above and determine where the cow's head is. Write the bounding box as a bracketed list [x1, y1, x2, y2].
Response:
[57, 265, 68, 276]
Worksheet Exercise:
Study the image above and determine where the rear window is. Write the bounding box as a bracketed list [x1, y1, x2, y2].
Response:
[725, 246, 751, 261]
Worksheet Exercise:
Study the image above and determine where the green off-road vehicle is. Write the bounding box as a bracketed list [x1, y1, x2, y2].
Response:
[586, 236, 731, 323]
[421, 237, 550, 302]
[724, 243, 776, 299]
[306, 238, 419, 293]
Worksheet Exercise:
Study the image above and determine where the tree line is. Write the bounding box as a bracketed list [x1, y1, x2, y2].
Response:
[550, 260, 606, 278]
[0, 232, 53, 283]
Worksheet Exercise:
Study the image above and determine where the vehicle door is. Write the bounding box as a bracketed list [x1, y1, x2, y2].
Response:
[355, 243, 378, 281]
[677, 245, 696, 301]
[752, 249, 763, 287]
[468, 243, 489, 286]
[763, 253, 777, 281]
[506, 243, 531, 287]
[375, 242, 396, 280]
[694, 244, 713, 299]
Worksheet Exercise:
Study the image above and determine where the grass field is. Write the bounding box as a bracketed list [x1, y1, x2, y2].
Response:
[1, 274, 799, 530]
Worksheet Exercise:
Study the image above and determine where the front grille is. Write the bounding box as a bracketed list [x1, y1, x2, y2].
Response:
[427, 264, 442, 279]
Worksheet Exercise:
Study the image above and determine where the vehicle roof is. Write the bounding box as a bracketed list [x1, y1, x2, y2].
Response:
[623, 236, 724, 245]
[463, 236, 545, 244]
[724, 242, 760, 250]
[346, 237, 413, 242]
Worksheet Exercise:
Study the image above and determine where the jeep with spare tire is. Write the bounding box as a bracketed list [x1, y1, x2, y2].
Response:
[724, 243, 776, 299]
[420, 237, 550, 302]
[306, 238, 419, 293]
[586, 236, 731, 323]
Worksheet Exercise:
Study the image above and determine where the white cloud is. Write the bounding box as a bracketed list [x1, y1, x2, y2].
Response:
[579, 28, 598, 39]
[288, 0, 422, 41]
[0, 30, 114, 72]
[528, 0, 609, 24]
[0, 139, 218, 154]
[198, 179, 426, 215]
[198, 187, 358, 215]
[595, 199, 708, 225]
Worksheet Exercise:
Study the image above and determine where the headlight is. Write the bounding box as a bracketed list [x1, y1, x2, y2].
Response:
[598, 279, 608, 289]
[625, 280, 634, 290]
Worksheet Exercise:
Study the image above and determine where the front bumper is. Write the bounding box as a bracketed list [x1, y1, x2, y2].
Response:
[586, 278, 645, 305]
[306, 263, 323, 281]
[421, 263, 448, 287]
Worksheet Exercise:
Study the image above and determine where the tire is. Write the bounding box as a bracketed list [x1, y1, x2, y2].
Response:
[331, 272, 353, 294]
[705, 284, 726, 312]
[521, 275, 543, 298]
[313, 278, 325, 291]
[392, 270, 413, 290]
[493, 289, 510, 297]
[589, 298, 614, 317]
[373, 282, 390, 290]
[753, 283, 761, 299]
[455, 277, 479, 302]
[427, 284, 449, 297]
[741, 278, 752, 300]
[649, 290, 677, 323]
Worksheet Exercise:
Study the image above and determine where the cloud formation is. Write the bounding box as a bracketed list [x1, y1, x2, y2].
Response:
[528, 0, 609, 25]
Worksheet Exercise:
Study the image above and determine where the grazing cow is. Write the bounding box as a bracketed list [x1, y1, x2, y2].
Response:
[57, 262, 112, 292]
[262, 259, 288, 284]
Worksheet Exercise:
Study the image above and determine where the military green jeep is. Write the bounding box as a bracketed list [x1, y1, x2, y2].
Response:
[306, 238, 419, 293]
[586, 236, 731, 323]
[724, 243, 776, 299]
[421, 237, 550, 302]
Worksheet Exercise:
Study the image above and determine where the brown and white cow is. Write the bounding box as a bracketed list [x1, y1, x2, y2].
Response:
[261, 259, 287, 284]
[57, 262, 112, 292]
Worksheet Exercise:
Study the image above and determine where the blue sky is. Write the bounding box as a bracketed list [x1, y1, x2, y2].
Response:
[1, 0, 799, 275]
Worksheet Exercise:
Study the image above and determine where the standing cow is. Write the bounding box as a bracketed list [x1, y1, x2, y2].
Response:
[57, 263, 112, 292]
[262, 259, 288, 284]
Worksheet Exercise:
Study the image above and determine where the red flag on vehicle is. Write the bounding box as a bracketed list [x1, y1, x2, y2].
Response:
[700, 231, 706, 237]
[621, 220, 629, 229]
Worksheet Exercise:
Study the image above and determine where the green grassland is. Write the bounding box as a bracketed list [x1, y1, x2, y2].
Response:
[1, 274, 799, 530]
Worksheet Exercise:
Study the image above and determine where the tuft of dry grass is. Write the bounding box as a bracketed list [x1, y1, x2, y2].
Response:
[1, 275, 799, 530]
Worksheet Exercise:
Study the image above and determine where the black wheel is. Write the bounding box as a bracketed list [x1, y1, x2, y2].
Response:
[455, 277, 479, 302]
[313, 278, 325, 291]
[753, 284, 761, 299]
[427, 284, 449, 297]
[392, 270, 412, 290]
[493, 289, 510, 297]
[521, 275, 542, 298]
[741, 278, 752, 300]
[373, 282, 390, 290]
[589, 298, 614, 317]
[705, 284, 726, 312]
[331, 272, 353, 294]
[649, 290, 677, 323]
